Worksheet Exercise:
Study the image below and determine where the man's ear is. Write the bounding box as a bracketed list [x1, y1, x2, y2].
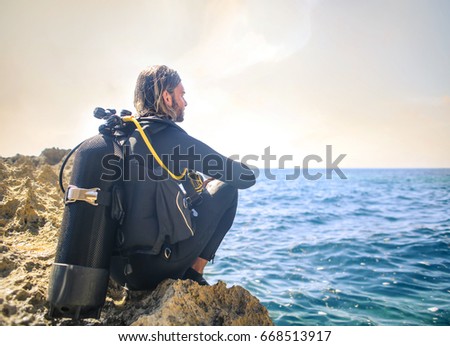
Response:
[162, 90, 172, 107]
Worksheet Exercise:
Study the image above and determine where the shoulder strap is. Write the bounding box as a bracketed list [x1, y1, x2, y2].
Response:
[122, 116, 188, 181]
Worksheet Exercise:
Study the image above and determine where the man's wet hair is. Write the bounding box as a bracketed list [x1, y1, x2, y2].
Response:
[134, 65, 181, 120]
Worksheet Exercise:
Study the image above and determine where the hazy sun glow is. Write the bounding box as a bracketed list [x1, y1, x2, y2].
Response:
[1, 0, 449, 168]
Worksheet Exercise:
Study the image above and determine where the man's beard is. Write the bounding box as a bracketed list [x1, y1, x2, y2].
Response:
[173, 101, 184, 122]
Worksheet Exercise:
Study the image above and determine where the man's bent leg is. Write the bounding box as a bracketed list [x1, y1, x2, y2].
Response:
[182, 182, 238, 284]
[111, 182, 239, 289]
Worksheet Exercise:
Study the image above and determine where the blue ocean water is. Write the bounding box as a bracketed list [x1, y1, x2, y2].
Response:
[208, 169, 450, 326]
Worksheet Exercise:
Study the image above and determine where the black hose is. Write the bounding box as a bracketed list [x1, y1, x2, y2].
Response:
[58, 140, 85, 194]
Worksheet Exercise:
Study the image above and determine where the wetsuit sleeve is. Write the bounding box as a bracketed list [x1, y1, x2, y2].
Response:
[172, 130, 256, 189]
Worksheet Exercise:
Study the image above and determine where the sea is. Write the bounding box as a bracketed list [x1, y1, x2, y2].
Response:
[207, 168, 450, 326]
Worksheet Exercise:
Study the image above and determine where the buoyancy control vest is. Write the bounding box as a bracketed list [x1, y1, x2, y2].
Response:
[47, 108, 203, 320]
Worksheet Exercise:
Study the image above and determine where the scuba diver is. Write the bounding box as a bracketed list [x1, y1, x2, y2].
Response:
[109, 65, 256, 290]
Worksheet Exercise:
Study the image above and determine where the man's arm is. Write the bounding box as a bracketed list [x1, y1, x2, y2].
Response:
[171, 130, 256, 189]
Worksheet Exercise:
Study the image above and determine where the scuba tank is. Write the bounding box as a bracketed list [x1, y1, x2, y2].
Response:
[47, 108, 129, 320]
[47, 108, 204, 319]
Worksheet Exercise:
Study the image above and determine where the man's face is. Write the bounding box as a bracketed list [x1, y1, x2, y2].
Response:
[171, 83, 187, 122]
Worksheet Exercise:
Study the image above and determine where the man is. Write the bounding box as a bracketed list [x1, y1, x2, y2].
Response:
[110, 65, 255, 289]
[133, 65, 188, 123]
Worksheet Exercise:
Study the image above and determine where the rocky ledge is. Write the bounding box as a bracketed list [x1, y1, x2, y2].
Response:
[0, 149, 273, 326]
[101, 279, 273, 326]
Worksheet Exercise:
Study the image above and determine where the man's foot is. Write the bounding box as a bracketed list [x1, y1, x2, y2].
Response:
[182, 267, 210, 286]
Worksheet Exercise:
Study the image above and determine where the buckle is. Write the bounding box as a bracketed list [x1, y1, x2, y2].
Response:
[183, 196, 202, 209]
[65, 185, 100, 206]
[164, 247, 172, 260]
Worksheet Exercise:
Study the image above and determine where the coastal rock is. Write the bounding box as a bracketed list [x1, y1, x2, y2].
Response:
[102, 279, 273, 326]
[0, 150, 273, 326]
[39, 148, 70, 166]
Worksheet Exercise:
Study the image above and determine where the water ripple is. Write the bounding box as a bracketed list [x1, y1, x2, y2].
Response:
[210, 169, 450, 325]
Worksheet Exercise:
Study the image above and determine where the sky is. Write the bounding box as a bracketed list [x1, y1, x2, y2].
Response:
[1, 0, 449, 168]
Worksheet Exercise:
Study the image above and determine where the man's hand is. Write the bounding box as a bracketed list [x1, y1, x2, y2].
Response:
[202, 177, 215, 188]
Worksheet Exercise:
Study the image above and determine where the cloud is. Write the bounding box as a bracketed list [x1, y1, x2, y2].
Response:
[178, 0, 316, 80]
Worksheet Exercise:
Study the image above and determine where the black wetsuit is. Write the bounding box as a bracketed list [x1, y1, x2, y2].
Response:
[110, 117, 255, 290]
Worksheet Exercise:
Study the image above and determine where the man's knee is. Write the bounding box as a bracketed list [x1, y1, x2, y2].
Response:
[198, 181, 238, 215]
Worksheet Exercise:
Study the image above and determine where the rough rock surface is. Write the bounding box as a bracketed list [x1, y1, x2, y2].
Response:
[103, 279, 273, 326]
[0, 149, 273, 326]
